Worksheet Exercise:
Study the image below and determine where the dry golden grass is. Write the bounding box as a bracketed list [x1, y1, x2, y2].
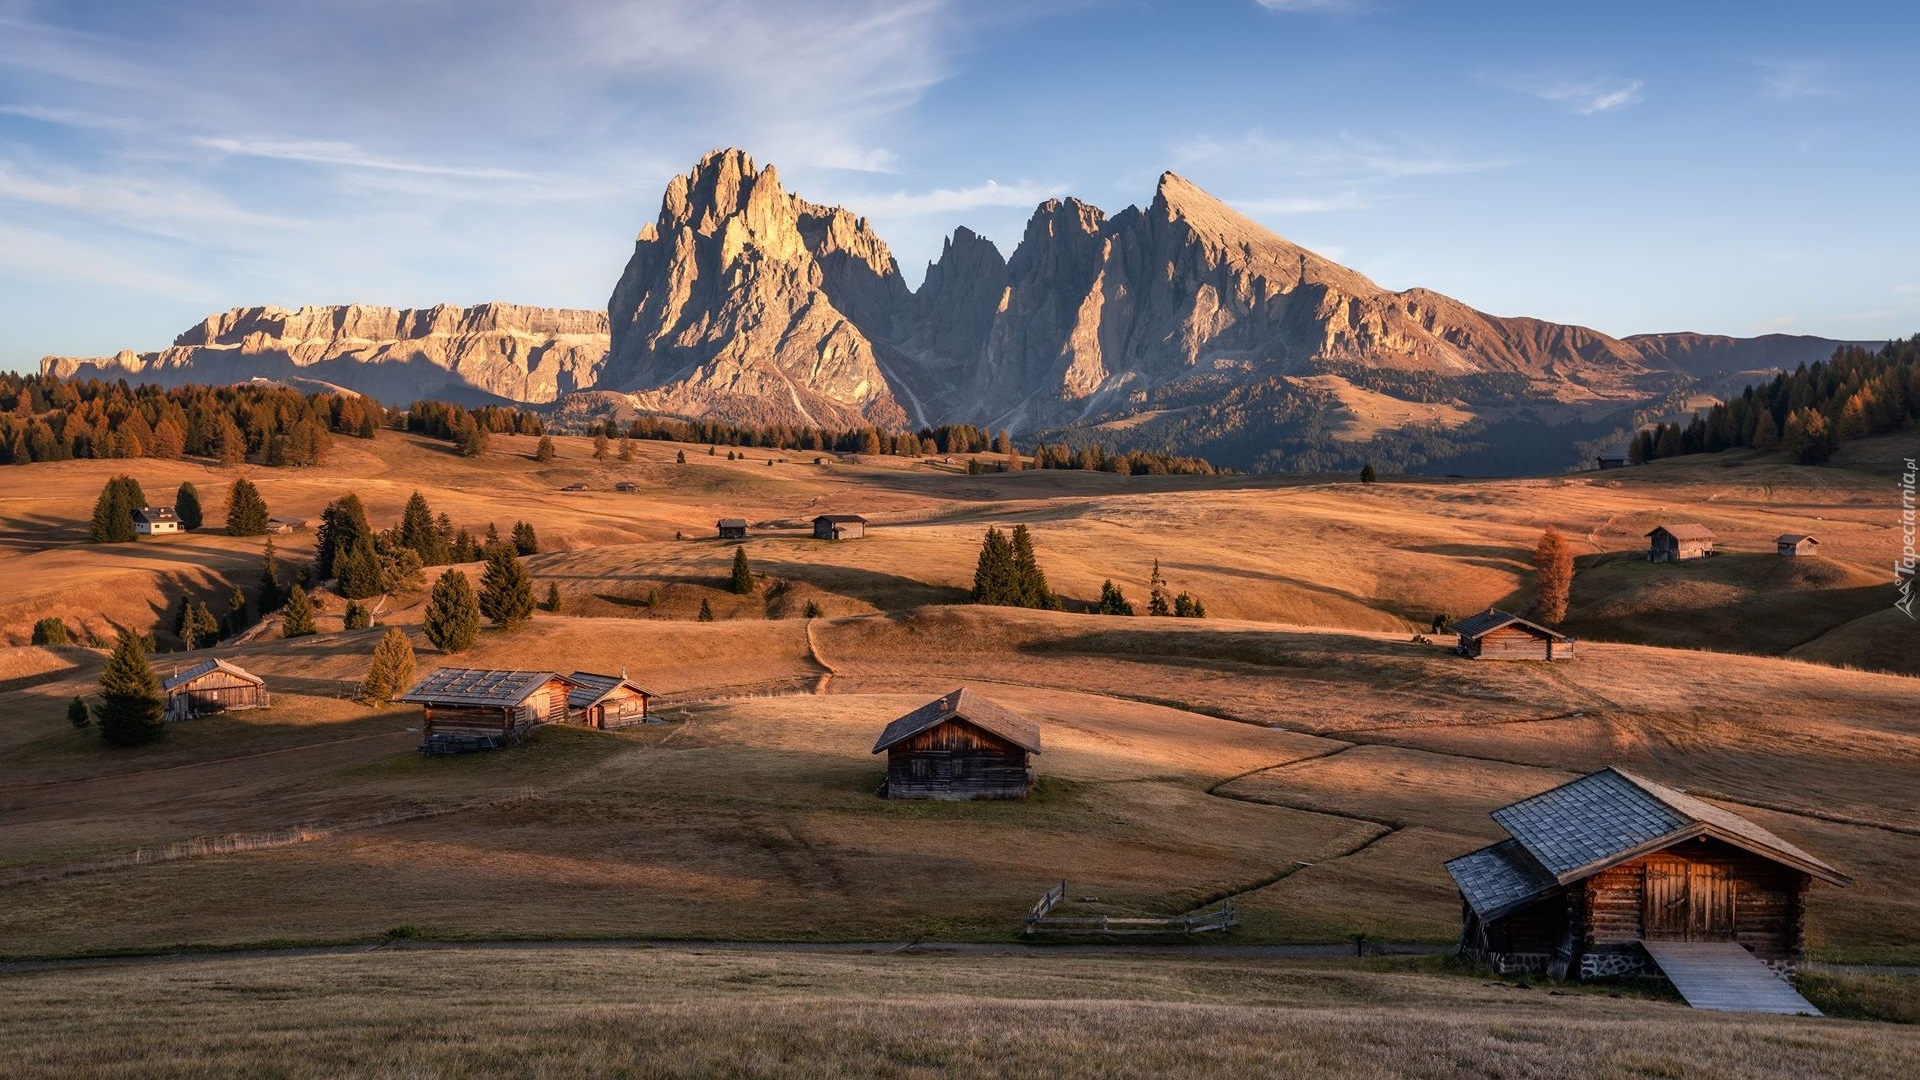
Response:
[0, 947, 1914, 1079]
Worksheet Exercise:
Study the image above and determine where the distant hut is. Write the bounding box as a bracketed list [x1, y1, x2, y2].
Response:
[813, 514, 868, 540]
[266, 516, 308, 534]
[1595, 450, 1630, 470]
[133, 506, 181, 536]
[1451, 608, 1574, 661]
[1647, 524, 1715, 563]
[717, 518, 749, 540]
[162, 658, 268, 720]
[1776, 534, 1820, 557]
[871, 687, 1039, 800]
[615, 480, 639, 493]
[396, 668, 577, 754]
[565, 670, 655, 729]
[1447, 768, 1848, 981]
[561, 482, 588, 492]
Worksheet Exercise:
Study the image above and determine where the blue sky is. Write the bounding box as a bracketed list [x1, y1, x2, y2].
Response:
[3, 0, 1917, 370]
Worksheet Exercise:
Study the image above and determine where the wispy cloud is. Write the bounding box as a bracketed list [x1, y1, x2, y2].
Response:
[194, 138, 535, 180]
[1510, 76, 1646, 115]
[0, 162, 307, 238]
[0, 223, 220, 304]
[1232, 192, 1372, 214]
[1172, 132, 1507, 184]
[852, 179, 1066, 217]
[1253, 0, 1369, 12]
[1752, 59, 1840, 102]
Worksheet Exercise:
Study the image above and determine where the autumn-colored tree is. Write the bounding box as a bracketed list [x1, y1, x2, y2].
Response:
[1534, 526, 1574, 624]
[362, 627, 418, 705]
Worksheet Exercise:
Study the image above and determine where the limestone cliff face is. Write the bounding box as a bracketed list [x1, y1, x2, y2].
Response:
[42, 303, 608, 404]
[603, 148, 909, 429]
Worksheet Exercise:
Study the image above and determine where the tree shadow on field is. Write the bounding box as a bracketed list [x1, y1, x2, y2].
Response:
[752, 559, 971, 611]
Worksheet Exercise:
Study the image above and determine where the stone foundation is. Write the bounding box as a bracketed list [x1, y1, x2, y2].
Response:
[1578, 950, 1648, 979]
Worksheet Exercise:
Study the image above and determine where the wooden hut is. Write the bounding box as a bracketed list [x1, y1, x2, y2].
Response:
[813, 514, 868, 540]
[717, 518, 748, 540]
[1776, 534, 1820, 557]
[133, 506, 181, 535]
[1594, 450, 1629, 470]
[1446, 768, 1848, 981]
[615, 481, 638, 493]
[162, 658, 268, 720]
[565, 671, 655, 729]
[1647, 524, 1715, 562]
[1451, 608, 1574, 661]
[396, 668, 577, 753]
[871, 687, 1039, 800]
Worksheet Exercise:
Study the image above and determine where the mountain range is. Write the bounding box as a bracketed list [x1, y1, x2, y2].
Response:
[41, 148, 1871, 472]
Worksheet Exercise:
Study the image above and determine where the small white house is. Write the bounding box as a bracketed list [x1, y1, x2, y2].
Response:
[134, 506, 182, 535]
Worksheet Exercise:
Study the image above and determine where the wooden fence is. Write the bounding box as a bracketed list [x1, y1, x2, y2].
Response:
[1024, 880, 1239, 936]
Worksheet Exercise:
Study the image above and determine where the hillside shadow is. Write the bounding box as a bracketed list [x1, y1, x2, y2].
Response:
[1406, 543, 1528, 573]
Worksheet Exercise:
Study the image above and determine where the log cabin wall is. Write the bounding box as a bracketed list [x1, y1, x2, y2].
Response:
[884, 719, 1031, 800]
[423, 704, 513, 739]
[1578, 838, 1805, 965]
[1470, 626, 1553, 660]
[166, 673, 268, 719]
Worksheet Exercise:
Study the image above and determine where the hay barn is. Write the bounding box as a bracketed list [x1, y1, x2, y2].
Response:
[1446, 768, 1848, 981]
[396, 668, 577, 754]
[162, 658, 268, 721]
[717, 518, 748, 540]
[813, 514, 867, 540]
[1451, 608, 1575, 661]
[1776, 534, 1820, 557]
[1647, 524, 1715, 562]
[872, 687, 1040, 800]
[133, 506, 181, 535]
[566, 671, 655, 729]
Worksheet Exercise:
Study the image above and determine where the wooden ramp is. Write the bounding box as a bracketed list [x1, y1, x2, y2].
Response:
[1640, 941, 1822, 1016]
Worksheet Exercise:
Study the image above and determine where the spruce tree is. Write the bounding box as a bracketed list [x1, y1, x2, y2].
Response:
[534, 435, 556, 463]
[424, 569, 481, 653]
[259, 538, 286, 613]
[175, 481, 203, 531]
[479, 546, 535, 629]
[697, 598, 715, 622]
[281, 585, 317, 637]
[191, 601, 219, 644]
[399, 492, 445, 565]
[334, 537, 383, 600]
[89, 475, 145, 543]
[1096, 580, 1135, 616]
[225, 477, 269, 536]
[971, 527, 1015, 605]
[314, 495, 372, 580]
[1009, 525, 1059, 610]
[1147, 559, 1171, 616]
[68, 695, 90, 729]
[225, 587, 249, 637]
[676, 450, 686, 464]
[362, 627, 417, 704]
[94, 630, 166, 746]
[730, 547, 755, 595]
[32, 617, 70, 646]
[452, 528, 479, 563]
[1173, 592, 1206, 618]
[511, 521, 538, 555]
[1360, 463, 1378, 484]
[545, 581, 562, 613]
[344, 599, 372, 630]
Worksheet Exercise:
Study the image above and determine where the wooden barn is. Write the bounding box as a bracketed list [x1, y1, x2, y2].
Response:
[872, 687, 1039, 800]
[133, 506, 181, 535]
[717, 518, 748, 540]
[566, 670, 655, 729]
[1776, 534, 1820, 557]
[813, 514, 868, 540]
[1446, 768, 1849, 982]
[1647, 523, 1715, 562]
[1451, 608, 1575, 661]
[615, 481, 638, 493]
[396, 668, 577, 753]
[1595, 450, 1629, 470]
[162, 658, 268, 721]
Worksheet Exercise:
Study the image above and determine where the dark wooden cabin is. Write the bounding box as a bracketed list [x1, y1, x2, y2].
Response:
[396, 668, 577, 753]
[1446, 768, 1848, 981]
[717, 518, 748, 540]
[813, 514, 868, 540]
[1776, 534, 1820, 557]
[1451, 608, 1574, 661]
[871, 687, 1040, 800]
[1595, 450, 1629, 470]
[565, 670, 655, 729]
[162, 658, 269, 721]
[1647, 523, 1715, 562]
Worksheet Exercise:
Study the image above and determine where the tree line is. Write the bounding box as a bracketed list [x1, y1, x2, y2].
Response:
[971, 527, 1207, 617]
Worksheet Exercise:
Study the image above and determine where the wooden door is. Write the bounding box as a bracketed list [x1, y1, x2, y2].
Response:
[1644, 858, 1688, 939]
[1643, 857, 1736, 940]
[1688, 863, 1736, 939]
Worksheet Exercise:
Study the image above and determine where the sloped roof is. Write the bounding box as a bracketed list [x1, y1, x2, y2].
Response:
[871, 687, 1041, 755]
[716, 518, 748, 528]
[134, 506, 178, 523]
[566, 671, 655, 711]
[1775, 534, 1819, 545]
[163, 657, 264, 692]
[1647, 523, 1715, 541]
[396, 668, 574, 708]
[1450, 608, 1569, 642]
[814, 514, 868, 523]
[1489, 767, 1848, 889]
[1445, 838, 1562, 923]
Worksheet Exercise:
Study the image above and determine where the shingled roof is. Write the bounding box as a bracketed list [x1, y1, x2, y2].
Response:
[1647, 523, 1715, 541]
[1450, 608, 1569, 641]
[565, 671, 654, 711]
[163, 658, 264, 692]
[871, 687, 1041, 755]
[1775, 534, 1819, 546]
[396, 668, 573, 708]
[1447, 767, 1849, 921]
[814, 514, 869, 524]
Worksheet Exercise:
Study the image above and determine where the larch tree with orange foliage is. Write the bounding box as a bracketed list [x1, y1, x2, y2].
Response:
[1534, 526, 1574, 624]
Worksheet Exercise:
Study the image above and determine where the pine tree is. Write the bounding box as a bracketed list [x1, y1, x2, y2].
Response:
[175, 481, 203, 531]
[1147, 559, 1171, 617]
[68, 695, 90, 729]
[1096, 580, 1134, 616]
[259, 538, 286, 613]
[730, 547, 755, 595]
[1008, 525, 1059, 609]
[399, 492, 444, 565]
[697, 598, 715, 622]
[344, 599, 372, 630]
[89, 475, 146, 543]
[676, 450, 687, 464]
[484, 522, 501, 552]
[534, 435, 556, 463]
[545, 582, 562, 613]
[1752, 409, 1781, 451]
[225, 587, 249, 637]
[281, 585, 317, 637]
[452, 528, 479, 563]
[362, 627, 417, 705]
[94, 630, 166, 746]
[224, 477, 270, 536]
[478, 546, 535, 629]
[511, 521, 538, 555]
[315, 495, 372, 580]
[1173, 592, 1206, 618]
[592, 433, 610, 460]
[424, 569, 481, 653]
[971, 527, 1016, 605]
[334, 538, 383, 600]
[1359, 463, 1378, 484]
[803, 600, 823, 618]
[1534, 526, 1574, 624]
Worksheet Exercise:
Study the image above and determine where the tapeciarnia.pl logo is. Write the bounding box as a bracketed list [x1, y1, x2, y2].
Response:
[1899, 457, 1917, 619]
